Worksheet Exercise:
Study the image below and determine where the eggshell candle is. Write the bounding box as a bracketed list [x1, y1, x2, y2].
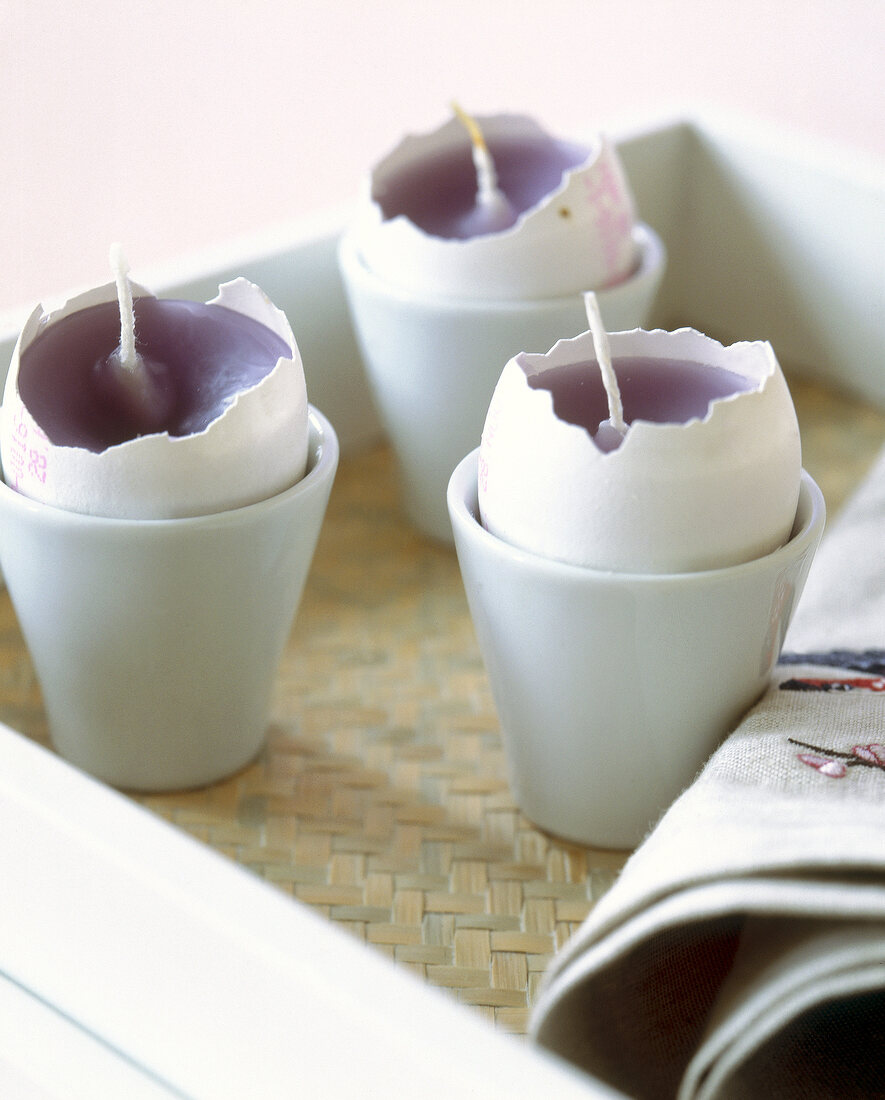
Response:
[351, 111, 639, 300]
[478, 327, 802, 573]
[0, 277, 309, 519]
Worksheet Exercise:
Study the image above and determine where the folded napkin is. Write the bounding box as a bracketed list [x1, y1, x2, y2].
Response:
[531, 444, 885, 1100]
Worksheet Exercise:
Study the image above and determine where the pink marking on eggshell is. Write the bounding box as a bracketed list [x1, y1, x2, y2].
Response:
[477, 452, 489, 495]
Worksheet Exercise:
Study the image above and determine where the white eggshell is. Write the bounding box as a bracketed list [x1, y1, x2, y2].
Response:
[352, 114, 638, 300]
[0, 278, 309, 519]
[478, 328, 802, 573]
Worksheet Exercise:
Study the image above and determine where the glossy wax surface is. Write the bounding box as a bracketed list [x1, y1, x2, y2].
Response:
[17, 298, 292, 452]
[529, 356, 755, 447]
[373, 134, 589, 240]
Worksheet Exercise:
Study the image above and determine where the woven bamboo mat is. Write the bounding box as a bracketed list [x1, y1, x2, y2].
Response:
[0, 374, 881, 1037]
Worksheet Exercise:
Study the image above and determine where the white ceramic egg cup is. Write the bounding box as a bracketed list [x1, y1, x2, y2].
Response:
[0, 407, 338, 792]
[448, 449, 825, 849]
[338, 222, 666, 543]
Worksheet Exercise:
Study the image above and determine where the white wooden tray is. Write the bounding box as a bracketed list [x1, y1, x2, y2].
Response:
[0, 111, 880, 1096]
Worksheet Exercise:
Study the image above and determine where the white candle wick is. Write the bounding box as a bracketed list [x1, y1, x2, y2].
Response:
[451, 101, 508, 212]
[109, 242, 142, 373]
[584, 291, 628, 443]
[104, 244, 171, 430]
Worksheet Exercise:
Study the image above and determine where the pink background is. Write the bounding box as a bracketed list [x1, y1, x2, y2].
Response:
[1, 0, 882, 317]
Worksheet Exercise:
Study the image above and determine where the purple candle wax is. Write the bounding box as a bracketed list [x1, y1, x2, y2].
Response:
[17, 297, 292, 453]
[372, 132, 590, 240]
[528, 357, 756, 452]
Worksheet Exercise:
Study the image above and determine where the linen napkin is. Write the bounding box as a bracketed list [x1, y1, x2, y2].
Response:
[530, 443, 885, 1100]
